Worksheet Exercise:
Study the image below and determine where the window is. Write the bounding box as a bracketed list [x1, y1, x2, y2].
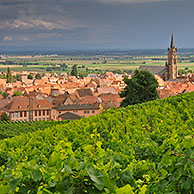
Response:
[39, 110, 41, 116]
[84, 111, 87, 114]
[47, 110, 49, 116]
[20, 111, 23, 117]
[92, 110, 95, 114]
[87, 110, 89, 114]
[24, 111, 27, 117]
[10, 112, 14, 118]
[59, 111, 61, 115]
[43, 110, 45, 116]
[35, 111, 38, 116]
[16, 112, 18, 118]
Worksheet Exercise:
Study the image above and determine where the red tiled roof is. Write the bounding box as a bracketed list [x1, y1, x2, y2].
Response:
[78, 96, 99, 105]
[64, 82, 79, 89]
[2, 96, 53, 112]
[97, 87, 118, 95]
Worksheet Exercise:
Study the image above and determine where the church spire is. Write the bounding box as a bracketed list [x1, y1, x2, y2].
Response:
[170, 33, 175, 48]
[166, 33, 178, 80]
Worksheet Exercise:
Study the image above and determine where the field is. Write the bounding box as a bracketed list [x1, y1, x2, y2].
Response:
[1, 54, 194, 73]
[0, 92, 193, 193]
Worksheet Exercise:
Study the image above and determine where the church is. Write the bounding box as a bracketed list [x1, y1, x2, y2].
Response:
[139, 34, 178, 81]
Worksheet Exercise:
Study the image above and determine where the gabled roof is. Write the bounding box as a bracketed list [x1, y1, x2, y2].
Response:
[76, 88, 93, 97]
[101, 101, 117, 109]
[0, 99, 10, 109]
[97, 87, 118, 95]
[59, 112, 83, 120]
[52, 94, 73, 106]
[2, 96, 53, 112]
[139, 65, 165, 76]
[64, 82, 79, 89]
[77, 96, 100, 105]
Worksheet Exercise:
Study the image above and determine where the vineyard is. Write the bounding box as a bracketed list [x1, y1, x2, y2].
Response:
[0, 120, 68, 139]
[0, 92, 194, 193]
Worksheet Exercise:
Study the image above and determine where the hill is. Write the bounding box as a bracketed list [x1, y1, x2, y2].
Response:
[0, 120, 67, 140]
[0, 92, 194, 193]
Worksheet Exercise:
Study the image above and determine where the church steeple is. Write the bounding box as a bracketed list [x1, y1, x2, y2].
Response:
[166, 33, 178, 80]
[170, 33, 175, 49]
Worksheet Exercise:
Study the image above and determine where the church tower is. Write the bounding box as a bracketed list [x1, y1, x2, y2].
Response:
[166, 34, 178, 80]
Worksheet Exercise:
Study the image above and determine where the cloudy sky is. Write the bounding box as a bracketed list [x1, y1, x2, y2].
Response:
[0, 0, 193, 50]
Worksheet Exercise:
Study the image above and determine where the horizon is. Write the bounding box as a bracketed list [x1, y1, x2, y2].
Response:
[1, 48, 194, 57]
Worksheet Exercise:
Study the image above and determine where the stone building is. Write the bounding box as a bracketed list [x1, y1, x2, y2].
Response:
[53, 104, 100, 120]
[140, 34, 178, 81]
[165, 34, 178, 80]
[0, 96, 53, 122]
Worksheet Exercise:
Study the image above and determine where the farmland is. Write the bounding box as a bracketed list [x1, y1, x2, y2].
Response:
[1, 52, 194, 74]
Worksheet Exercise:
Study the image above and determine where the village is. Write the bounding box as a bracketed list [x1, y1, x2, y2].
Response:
[0, 62, 194, 122]
[0, 35, 193, 121]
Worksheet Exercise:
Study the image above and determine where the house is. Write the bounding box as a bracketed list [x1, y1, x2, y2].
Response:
[0, 99, 11, 109]
[96, 87, 118, 95]
[105, 72, 114, 77]
[98, 93, 122, 108]
[49, 76, 58, 84]
[64, 82, 79, 94]
[0, 79, 7, 87]
[139, 65, 166, 79]
[53, 104, 100, 119]
[57, 77, 66, 84]
[88, 73, 97, 79]
[19, 72, 28, 83]
[24, 91, 44, 100]
[0, 96, 53, 122]
[85, 81, 97, 92]
[51, 94, 74, 106]
[68, 76, 77, 82]
[50, 88, 60, 96]
[78, 96, 100, 105]
[33, 77, 49, 85]
[75, 88, 93, 98]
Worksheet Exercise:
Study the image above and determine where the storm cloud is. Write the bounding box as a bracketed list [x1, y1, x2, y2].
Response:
[0, 0, 193, 50]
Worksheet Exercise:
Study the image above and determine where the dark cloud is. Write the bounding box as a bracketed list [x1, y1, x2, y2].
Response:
[0, 0, 31, 6]
[0, 0, 193, 49]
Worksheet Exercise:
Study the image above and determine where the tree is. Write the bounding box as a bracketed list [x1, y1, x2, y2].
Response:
[0, 112, 10, 122]
[60, 63, 67, 68]
[0, 91, 7, 97]
[13, 91, 22, 96]
[71, 64, 78, 77]
[14, 74, 21, 81]
[28, 74, 33, 80]
[35, 73, 41, 79]
[120, 69, 159, 107]
[6, 67, 13, 83]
